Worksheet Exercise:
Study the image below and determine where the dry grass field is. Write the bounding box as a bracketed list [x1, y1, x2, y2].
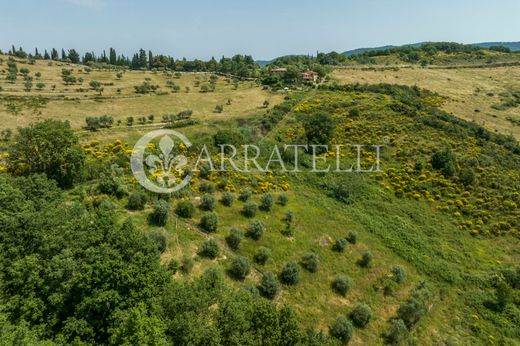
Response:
[0, 54, 284, 129]
[331, 66, 520, 139]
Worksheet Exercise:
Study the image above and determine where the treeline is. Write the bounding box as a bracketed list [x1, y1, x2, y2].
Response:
[2, 45, 260, 77]
[354, 42, 518, 63]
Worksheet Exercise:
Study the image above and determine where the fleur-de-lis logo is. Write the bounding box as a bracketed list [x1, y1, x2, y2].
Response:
[131, 130, 192, 193]
[144, 135, 188, 187]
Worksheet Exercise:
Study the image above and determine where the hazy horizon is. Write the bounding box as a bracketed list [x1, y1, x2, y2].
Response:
[1, 0, 519, 60]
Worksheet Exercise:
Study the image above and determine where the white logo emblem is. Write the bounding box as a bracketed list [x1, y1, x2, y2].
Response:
[131, 129, 192, 193]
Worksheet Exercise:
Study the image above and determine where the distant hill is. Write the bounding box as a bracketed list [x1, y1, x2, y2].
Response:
[256, 41, 520, 66]
[474, 41, 520, 51]
[342, 41, 520, 56]
[255, 60, 273, 67]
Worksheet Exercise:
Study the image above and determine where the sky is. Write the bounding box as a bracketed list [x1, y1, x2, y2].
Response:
[1, 0, 519, 60]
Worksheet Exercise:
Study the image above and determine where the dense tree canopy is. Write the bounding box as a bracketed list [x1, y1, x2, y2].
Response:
[7, 120, 85, 187]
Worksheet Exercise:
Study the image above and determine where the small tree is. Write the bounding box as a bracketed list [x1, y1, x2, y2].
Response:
[332, 275, 353, 296]
[263, 100, 270, 108]
[346, 231, 357, 244]
[359, 250, 373, 268]
[89, 80, 102, 91]
[150, 232, 168, 253]
[329, 317, 353, 344]
[392, 266, 407, 284]
[198, 239, 220, 259]
[350, 303, 372, 328]
[24, 80, 32, 92]
[280, 261, 300, 285]
[332, 238, 347, 252]
[175, 200, 195, 218]
[220, 191, 234, 206]
[229, 256, 250, 280]
[200, 194, 216, 211]
[495, 279, 512, 310]
[260, 193, 274, 211]
[238, 188, 252, 202]
[150, 200, 169, 226]
[36, 82, 45, 90]
[385, 319, 409, 345]
[200, 212, 218, 232]
[258, 272, 280, 299]
[225, 228, 243, 250]
[214, 104, 224, 113]
[246, 220, 265, 240]
[277, 194, 288, 206]
[242, 202, 258, 218]
[254, 246, 271, 265]
[300, 253, 319, 273]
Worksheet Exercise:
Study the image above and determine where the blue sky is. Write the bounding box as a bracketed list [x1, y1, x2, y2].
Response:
[1, 0, 519, 60]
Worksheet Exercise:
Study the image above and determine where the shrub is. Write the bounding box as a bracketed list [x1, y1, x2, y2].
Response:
[431, 148, 456, 177]
[199, 181, 216, 193]
[175, 200, 195, 218]
[332, 238, 347, 252]
[242, 202, 258, 218]
[495, 279, 512, 310]
[277, 194, 289, 206]
[200, 212, 218, 232]
[198, 239, 220, 259]
[150, 200, 169, 226]
[396, 284, 431, 328]
[258, 272, 280, 299]
[332, 275, 353, 296]
[229, 256, 250, 280]
[150, 232, 167, 253]
[300, 253, 319, 273]
[350, 303, 372, 328]
[280, 261, 300, 285]
[260, 193, 274, 211]
[359, 250, 373, 268]
[180, 255, 194, 274]
[238, 188, 252, 202]
[126, 190, 147, 210]
[220, 191, 234, 206]
[254, 246, 271, 265]
[458, 167, 476, 187]
[346, 231, 357, 244]
[98, 173, 124, 198]
[225, 228, 243, 250]
[385, 319, 409, 344]
[200, 194, 216, 211]
[392, 266, 407, 284]
[247, 220, 265, 240]
[329, 316, 353, 343]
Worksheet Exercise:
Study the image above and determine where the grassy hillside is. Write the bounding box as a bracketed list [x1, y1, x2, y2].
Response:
[331, 66, 520, 140]
[0, 52, 519, 345]
[0, 54, 284, 129]
[47, 84, 518, 344]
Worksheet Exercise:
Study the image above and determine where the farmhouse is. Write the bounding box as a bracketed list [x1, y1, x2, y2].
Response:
[270, 67, 287, 74]
[301, 70, 319, 82]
